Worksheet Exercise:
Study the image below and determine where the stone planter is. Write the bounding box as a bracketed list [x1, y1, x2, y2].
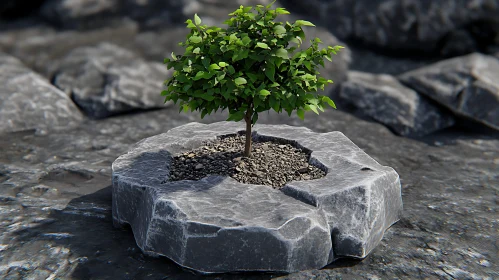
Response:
[112, 122, 403, 273]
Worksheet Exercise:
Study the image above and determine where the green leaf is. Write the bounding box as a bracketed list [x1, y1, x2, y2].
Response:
[306, 104, 319, 114]
[193, 47, 200, 54]
[227, 111, 245, 122]
[256, 42, 270, 49]
[259, 89, 271, 97]
[194, 14, 202, 25]
[242, 36, 252, 46]
[266, 0, 277, 9]
[218, 62, 227, 67]
[275, 8, 290, 15]
[251, 113, 259, 125]
[273, 25, 286, 35]
[297, 108, 305, 120]
[209, 63, 221, 70]
[193, 71, 206, 80]
[170, 52, 177, 61]
[275, 48, 288, 59]
[295, 20, 315, 27]
[265, 64, 275, 82]
[247, 72, 258, 82]
[234, 77, 247, 85]
[189, 36, 202, 43]
[185, 19, 196, 29]
[322, 96, 337, 109]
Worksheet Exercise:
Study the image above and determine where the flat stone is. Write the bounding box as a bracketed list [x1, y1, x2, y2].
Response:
[339, 71, 455, 137]
[398, 53, 499, 131]
[52, 43, 172, 119]
[0, 53, 84, 133]
[112, 121, 402, 272]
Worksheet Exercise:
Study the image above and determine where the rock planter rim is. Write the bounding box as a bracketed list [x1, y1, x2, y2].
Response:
[112, 121, 403, 273]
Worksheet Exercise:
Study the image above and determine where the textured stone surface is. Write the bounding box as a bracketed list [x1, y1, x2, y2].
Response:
[339, 71, 455, 137]
[399, 53, 499, 131]
[280, 0, 499, 55]
[52, 43, 171, 119]
[0, 21, 139, 78]
[112, 121, 402, 272]
[0, 53, 84, 133]
[0, 108, 498, 279]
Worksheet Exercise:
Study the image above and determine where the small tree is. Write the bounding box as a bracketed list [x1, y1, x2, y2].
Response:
[163, 1, 344, 157]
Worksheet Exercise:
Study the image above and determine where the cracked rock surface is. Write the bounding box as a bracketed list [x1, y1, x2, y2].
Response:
[112, 121, 402, 273]
[339, 71, 455, 137]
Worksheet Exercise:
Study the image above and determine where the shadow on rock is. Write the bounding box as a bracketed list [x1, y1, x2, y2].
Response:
[9, 186, 277, 279]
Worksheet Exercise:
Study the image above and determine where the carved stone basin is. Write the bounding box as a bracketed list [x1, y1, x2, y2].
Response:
[112, 121, 403, 273]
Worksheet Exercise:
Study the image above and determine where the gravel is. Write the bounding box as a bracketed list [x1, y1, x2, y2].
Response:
[167, 134, 326, 189]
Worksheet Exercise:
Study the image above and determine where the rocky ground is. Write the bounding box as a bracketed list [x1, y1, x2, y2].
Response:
[0, 0, 498, 279]
[1, 109, 498, 279]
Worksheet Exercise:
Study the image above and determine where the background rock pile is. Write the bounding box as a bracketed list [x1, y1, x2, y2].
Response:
[0, 0, 498, 279]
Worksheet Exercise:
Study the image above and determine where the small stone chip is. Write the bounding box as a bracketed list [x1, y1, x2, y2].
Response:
[195, 163, 204, 170]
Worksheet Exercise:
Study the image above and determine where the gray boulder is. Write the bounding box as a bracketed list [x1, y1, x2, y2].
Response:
[399, 53, 499, 131]
[0, 53, 83, 133]
[112, 121, 402, 272]
[280, 0, 499, 55]
[339, 71, 455, 137]
[0, 21, 139, 79]
[53, 43, 172, 119]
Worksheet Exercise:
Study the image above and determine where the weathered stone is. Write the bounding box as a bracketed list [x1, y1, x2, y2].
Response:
[112, 121, 402, 272]
[0, 21, 139, 78]
[399, 53, 499, 131]
[52, 43, 172, 119]
[280, 0, 499, 55]
[0, 53, 83, 133]
[339, 71, 455, 137]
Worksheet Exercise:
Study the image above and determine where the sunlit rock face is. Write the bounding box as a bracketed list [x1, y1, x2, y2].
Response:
[0, 52, 84, 133]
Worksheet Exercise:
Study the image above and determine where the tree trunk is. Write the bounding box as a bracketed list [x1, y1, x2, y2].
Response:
[244, 104, 253, 157]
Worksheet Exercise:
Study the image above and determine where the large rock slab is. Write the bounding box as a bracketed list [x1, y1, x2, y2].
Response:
[280, 0, 499, 55]
[399, 53, 499, 131]
[112, 121, 402, 272]
[339, 71, 455, 137]
[53, 43, 172, 119]
[0, 53, 83, 133]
